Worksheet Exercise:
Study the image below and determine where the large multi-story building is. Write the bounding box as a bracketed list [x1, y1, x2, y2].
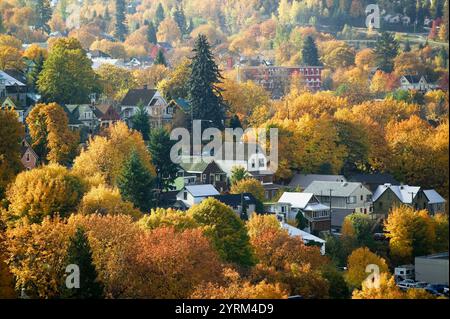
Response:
[238, 66, 323, 99]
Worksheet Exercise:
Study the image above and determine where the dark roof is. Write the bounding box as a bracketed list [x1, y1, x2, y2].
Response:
[331, 209, 355, 228]
[89, 50, 112, 58]
[348, 173, 399, 186]
[403, 75, 423, 84]
[93, 104, 121, 121]
[169, 98, 190, 112]
[211, 193, 258, 207]
[121, 88, 157, 106]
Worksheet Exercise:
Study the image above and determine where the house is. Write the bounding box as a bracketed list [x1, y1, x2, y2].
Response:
[304, 181, 373, 230]
[64, 104, 99, 131]
[178, 160, 228, 192]
[120, 86, 174, 129]
[423, 190, 446, 214]
[371, 184, 428, 220]
[93, 103, 121, 128]
[348, 173, 399, 193]
[0, 70, 29, 112]
[20, 139, 39, 170]
[415, 253, 449, 285]
[280, 222, 326, 255]
[276, 192, 331, 234]
[1, 96, 26, 123]
[175, 184, 220, 209]
[211, 193, 258, 219]
[288, 174, 347, 190]
[400, 75, 438, 92]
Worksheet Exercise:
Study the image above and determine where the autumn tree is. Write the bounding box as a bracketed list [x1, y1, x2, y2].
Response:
[384, 206, 437, 264]
[352, 273, 406, 299]
[78, 184, 142, 220]
[0, 109, 25, 199]
[37, 38, 100, 105]
[5, 164, 85, 225]
[0, 232, 16, 298]
[73, 122, 155, 186]
[0, 45, 24, 71]
[346, 247, 389, 290]
[61, 227, 104, 299]
[117, 150, 154, 213]
[230, 166, 249, 185]
[189, 198, 255, 267]
[157, 58, 190, 101]
[148, 128, 179, 194]
[188, 34, 226, 129]
[156, 17, 181, 45]
[230, 178, 265, 203]
[374, 32, 399, 73]
[96, 64, 136, 101]
[137, 208, 198, 232]
[26, 102, 79, 165]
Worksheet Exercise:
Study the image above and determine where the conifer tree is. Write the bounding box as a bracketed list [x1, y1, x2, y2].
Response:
[154, 48, 167, 66]
[188, 34, 226, 129]
[114, 0, 128, 41]
[61, 227, 104, 299]
[154, 3, 165, 28]
[131, 102, 150, 141]
[374, 32, 399, 73]
[173, 5, 187, 35]
[117, 150, 154, 212]
[35, 0, 52, 34]
[146, 21, 157, 44]
[28, 52, 44, 91]
[301, 36, 320, 66]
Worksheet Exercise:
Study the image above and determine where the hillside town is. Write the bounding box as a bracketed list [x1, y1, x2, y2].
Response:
[0, 0, 449, 301]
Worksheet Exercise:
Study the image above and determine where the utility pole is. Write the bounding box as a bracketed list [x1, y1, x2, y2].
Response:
[328, 189, 333, 232]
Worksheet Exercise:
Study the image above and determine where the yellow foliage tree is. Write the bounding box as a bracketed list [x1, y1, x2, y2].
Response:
[5, 164, 86, 225]
[78, 184, 142, 220]
[73, 121, 155, 186]
[230, 178, 265, 203]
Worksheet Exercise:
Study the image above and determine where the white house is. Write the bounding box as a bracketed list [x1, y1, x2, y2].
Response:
[400, 75, 438, 92]
[280, 222, 326, 255]
[175, 184, 220, 208]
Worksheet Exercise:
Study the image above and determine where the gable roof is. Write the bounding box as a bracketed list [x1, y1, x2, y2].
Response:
[281, 222, 326, 244]
[121, 88, 157, 106]
[179, 161, 209, 173]
[93, 104, 121, 121]
[278, 192, 329, 211]
[0, 70, 26, 87]
[372, 184, 421, 203]
[402, 75, 425, 84]
[288, 174, 347, 189]
[20, 139, 39, 159]
[423, 190, 446, 204]
[304, 181, 367, 197]
[184, 184, 220, 197]
[348, 173, 400, 191]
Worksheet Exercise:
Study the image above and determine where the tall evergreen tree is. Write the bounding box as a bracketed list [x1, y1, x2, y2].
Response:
[404, 40, 411, 52]
[154, 3, 165, 28]
[188, 34, 226, 129]
[146, 21, 157, 44]
[27, 52, 44, 92]
[148, 128, 179, 194]
[154, 48, 167, 66]
[301, 36, 320, 66]
[114, 0, 128, 41]
[172, 5, 187, 35]
[35, 0, 52, 34]
[117, 150, 154, 212]
[131, 102, 150, 141]
[61, 227, 104, 299]
[374, 32, 399, 73]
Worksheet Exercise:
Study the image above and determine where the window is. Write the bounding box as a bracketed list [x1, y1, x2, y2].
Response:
[183, 192, 187, 200]
[26, 153, 30, 162]
[347, 196, 356, 204]
[258, 158, 265, 167]
[367, 195, 372, 201]
[215, 175, 220, 181]
[202, 174, 207, 181]
[265, 191, 269, 199]
[361, 195, 364, 201]
[251, 160, 256, 168]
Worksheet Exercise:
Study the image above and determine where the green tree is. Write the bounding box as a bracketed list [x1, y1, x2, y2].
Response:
[189, 198, 255, 267]
[229, 114, 242, 129]
[188, 34, 226, 129]
[61, 227, 104, 299]
[154, 48, 167, 66]
[114, 0, 128, 41]
[295, 211, 308, 230]
[321, 265, 350, 299]
[230, 166, 249, 185]
[0, 109, 25, 199]
[27, 51, 45, 91]
[374, 32, 399, 73]
[35, 0, 52, 34]
[117, 150, 154, 212]
[146, 21, 157, 44]
[148, 128, 179, 193]
[37, 38, 100, 105]
[301, 36, 320, 66]
[154, 3, 165, 28]
[131, 102, 150, 141]
[173, 5, 187, 35]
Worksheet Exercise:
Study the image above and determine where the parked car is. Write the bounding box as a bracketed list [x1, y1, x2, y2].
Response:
[425, 284, 448, 296]
[397, 279, 416, 290]
[412, 281, 428, 289]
